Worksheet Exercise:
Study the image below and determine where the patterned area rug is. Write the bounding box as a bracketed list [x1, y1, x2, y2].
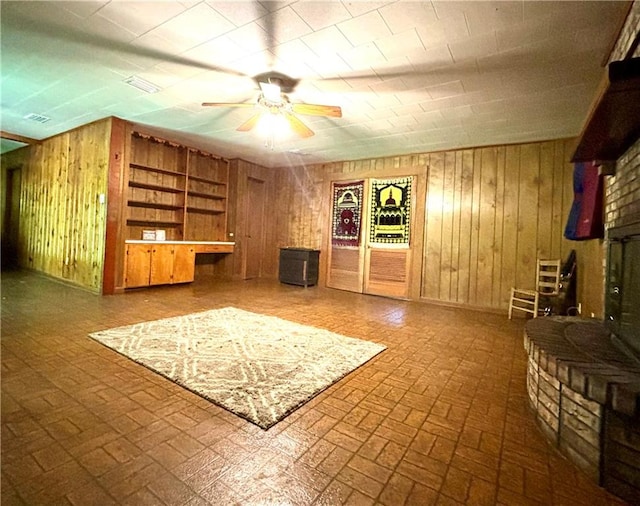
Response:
[89, 307, 386, 429]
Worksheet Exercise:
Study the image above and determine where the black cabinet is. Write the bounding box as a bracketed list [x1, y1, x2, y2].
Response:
[279, 248, 320, 287]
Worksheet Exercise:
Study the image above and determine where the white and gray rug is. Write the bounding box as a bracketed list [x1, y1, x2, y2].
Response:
[89, 307, 386, 429]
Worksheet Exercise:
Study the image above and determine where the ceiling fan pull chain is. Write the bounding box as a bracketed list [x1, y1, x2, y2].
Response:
[265, 132, 275, 151]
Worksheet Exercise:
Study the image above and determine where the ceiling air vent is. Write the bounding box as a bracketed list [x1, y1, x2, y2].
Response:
[24, 113, 51, 123]
[124, 75, 161, 94]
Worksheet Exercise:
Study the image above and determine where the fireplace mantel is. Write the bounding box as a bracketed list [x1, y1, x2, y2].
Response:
[572, 57, 640, 163]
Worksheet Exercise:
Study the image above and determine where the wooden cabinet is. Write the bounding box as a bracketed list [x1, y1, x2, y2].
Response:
[125, 244, 152, 288]
[149, 244, 175, 285]
[279, 248, 320, 287]
[125, 243, 195, 288]
[171, 245, 196, 284]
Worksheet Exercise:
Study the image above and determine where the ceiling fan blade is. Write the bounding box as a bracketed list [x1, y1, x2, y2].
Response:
[291, 103, 342, 118]
[236, 113, 263, 132]
[7, 11, 247, 77]
[283, 112, 314, 138]
[202, 102, 255, 108]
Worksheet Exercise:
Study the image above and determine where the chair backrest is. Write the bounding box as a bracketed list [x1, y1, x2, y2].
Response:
[536, 259, 562, 295]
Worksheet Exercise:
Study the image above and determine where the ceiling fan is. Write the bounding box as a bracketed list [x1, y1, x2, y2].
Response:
[201, 71, 342, 139]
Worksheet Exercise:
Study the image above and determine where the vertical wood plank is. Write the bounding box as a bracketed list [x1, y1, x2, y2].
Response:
[550, 140, 567, 260]
[456, 149, 474, 304]
[439, 151, 455, 301]
[103, 117, 125, 294]
[516, 144, 541, 289]
[492, 146, 506, 307]
[449, 150, 463, 302]
[501, 145, 521, 302]
[537, 141, 555, 260]
[422, 153, 443, 300]
[467, 149, 482, 304]
[476, 147, 497, 305]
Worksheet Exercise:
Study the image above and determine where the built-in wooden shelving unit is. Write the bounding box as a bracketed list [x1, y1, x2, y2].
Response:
[121, 131, 233, 290]
[125, 132, 230, 242]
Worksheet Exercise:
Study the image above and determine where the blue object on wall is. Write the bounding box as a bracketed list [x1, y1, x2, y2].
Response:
[564, 161, 604, 241]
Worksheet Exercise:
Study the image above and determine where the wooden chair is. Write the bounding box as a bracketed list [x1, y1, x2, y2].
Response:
[508, 259, 562, 319]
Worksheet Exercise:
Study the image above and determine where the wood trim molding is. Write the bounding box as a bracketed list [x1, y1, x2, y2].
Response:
[0, 131, 39, 145]
[102, 118, 126, 295]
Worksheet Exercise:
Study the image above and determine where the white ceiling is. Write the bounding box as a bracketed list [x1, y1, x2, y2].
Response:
[0, 1, 630, 168]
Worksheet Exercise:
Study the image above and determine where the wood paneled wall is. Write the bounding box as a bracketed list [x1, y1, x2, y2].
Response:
[3, 117, 605, 312]
[421, 142, 576, 309]
[273, 164, 328, 279]
[276, 139, 600, 313]
[11, 118, 112, 292]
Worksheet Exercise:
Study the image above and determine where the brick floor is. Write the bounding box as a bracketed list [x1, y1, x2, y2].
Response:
[0, 270, 629, 505]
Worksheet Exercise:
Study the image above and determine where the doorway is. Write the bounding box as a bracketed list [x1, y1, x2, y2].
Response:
[242, 177, 266, 279]
[2, 167, 22, 270]
[327, 176, 416, 299]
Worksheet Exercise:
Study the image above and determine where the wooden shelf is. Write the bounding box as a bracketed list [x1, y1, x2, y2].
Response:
[572, 58, 640, 163]
[127, 219, 183, 228]
[187, 190, 225, 200]
[186, 207, 225, 215]
[130, 162, 186, 177]
[189, 174, 226, 185]
[129, 180, 185, 193]
[128, 200, 183, 210]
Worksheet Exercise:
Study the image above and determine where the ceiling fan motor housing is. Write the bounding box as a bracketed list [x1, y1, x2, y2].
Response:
[253, 71, 299, 93]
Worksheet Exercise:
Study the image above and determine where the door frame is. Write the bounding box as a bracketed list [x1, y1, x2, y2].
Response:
[326, 179, 370, 293]
[324, 171, 427, 301]
[241, 176, 266, 279]
[2, 165, 22, 270]
[363, 175, 417, 299]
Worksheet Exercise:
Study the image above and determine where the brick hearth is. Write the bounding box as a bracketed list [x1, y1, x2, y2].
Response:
[524, 317, 640, 503]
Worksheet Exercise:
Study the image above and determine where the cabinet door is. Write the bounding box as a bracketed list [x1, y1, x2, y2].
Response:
[150, 244, 174, 285]
[125, 244, 152, 287]
[172, 245, 196, 284]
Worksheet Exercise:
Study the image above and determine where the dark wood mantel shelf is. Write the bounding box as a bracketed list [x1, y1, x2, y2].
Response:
[572, 57, 640, 163]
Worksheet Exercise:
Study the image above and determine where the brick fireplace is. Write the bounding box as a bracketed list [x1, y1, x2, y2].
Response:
[523, 131, 640, 503]
[520, 8, 640, 501]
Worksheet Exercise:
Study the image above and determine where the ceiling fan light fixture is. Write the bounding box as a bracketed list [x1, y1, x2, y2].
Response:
[257, 111, 290, 139]
[259, 82, 282, 104]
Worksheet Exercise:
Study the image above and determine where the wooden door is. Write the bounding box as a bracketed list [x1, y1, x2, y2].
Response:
[364, 248, 412, 298]
[125, 244, 151, 287]
[363, 176, 416, 299]
[326, 180, 368, 293]
[243, 177, 265, 279]
[150, 244, 174, 285]
[172, 245, 195, 284]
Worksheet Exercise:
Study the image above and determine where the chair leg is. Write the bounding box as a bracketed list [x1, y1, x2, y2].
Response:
[533, 292, 539, 318]
[508, 288, 514, 319]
